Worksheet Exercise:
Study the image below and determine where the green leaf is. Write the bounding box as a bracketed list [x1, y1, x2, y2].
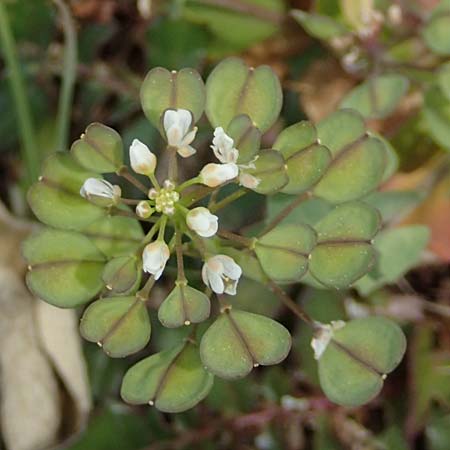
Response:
[121, 340, 214, 412]
[27, 153, 106, 231]
[273, 121, 331, 194]
[423, 84, 450, 152]
[309, 202, 380, 288]
[200, 308, 291, 379]
[340, 74, 409, 119]
[71, 123, 123, 173]
[206, 57, 282, 133]
[103, 256, 141, 295]
[422, 11, 450, 56]
[318, 317, 406, 406]
[255, 223, 317, 283]
[438, 61, 450, 101]
[140, 67, 205, 131]
[80, 296, 151, 357]
[291, 10, 349, 39]
[314, 110, 386, 203]
[23, 228, 105, 308]
[245, 149, 288, 194]
[183, 0, 283, 50]
[355, 225, 430, 295]
[227, 114, 261, 164]
[158, 282, 211, 328]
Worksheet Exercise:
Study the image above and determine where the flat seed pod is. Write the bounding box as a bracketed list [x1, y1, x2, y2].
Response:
[121, 340, 214, 413]
[422, 11, 450, 56]
[80, 296, 151, 357]
[23, 228, 105, 308]
[206, 57, 282, 132]
[314, 110, 386, 203]
[255, 224, 317, 283]
[273, 121, 331, 194]
[102, 256, 141, 295]
[226, 114, 261, 164]
[291, 10, 349, 39]
[423, 85, 450, 152]
[158, 282, 211, 328]
[140, 67, 205, 131]
[318, 317, 406, 406]
[71, 123, 123, 173]
[245, 149, 288, 194]
[28, 153, 105, 231]
[340, 74, 410, 119]
[309, 202, 380, 288]
[200, 308, 291, 379]
[82, 215, 144, 258]
[221, 247, 268, 284]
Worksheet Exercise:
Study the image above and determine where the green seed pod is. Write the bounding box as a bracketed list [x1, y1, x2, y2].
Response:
[121, 340, 214, 413]
[140, 67, 205, 132]
[255, 223, 317, 283]
[206, 57, 282, 132]
[80, 296, 151, 358]
[71, 123, 123, 173]
[226, 114, 262, 164]
[158, 282, 211, 328]
[102, 255, 141, 295]
[200, 308, 291, 379]
[22, 228, 105, 308]
[317, 317, 406, 406]
[273, 121, 331, 195]
[422, 7, 450, 56]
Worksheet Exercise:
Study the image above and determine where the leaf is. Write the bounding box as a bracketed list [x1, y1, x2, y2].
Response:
[27, 153, 106, 231]
[158, 282, 211, 328]
[423, 84, 450, 152]
[255, 223, 317, 283]
[422, 10, 450, 56]
[313, 110, 387, 203]
[308, 202, 380, 288]
[23, 228, 106, 308]
[80, 296, 151, 358]
[206, 57, 282, 132]
[71, 123, 123, 173]
[227, 114, 261, 164]
[438, 61, 450, 101]
[245, 149, 288, 194]
[291, 10, 349, 39]
[355, 225, 430, 295]
[140, 67, 205, 131]
[200, 308, 291, 379]
[121, 340, 214, 412]
[318, 317, 406, 406]
[273, 121, 331, 195]
[102, 256, 141, 295]
[340, 74, 409, 119]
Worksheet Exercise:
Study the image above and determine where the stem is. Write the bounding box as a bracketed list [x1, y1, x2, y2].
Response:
[53, 0, 77, 151]
[267, 280, 316, 327]
[136, 276, 155, 302]
[158, 216, 168, 241]
[110, 207, 157, 223]
[187, 230, 207, 258]
[178, 176, 201, 192]
[210, 188, 247, 213]
[261, 192, 311, 235]
[168, 147, 178, 182]
[142, 220, 161, 245]
[217, 229, 254, 247]
[149, 172, 160, 190]
[117, 166, 149, 194]
[0, 2, 39, 184]
[175, 227, 187, 283]
[120, 198, 140, 205]
[208, 187, 220, 209]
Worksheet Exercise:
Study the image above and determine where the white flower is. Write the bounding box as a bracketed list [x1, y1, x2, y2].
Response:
[129, 139, 157, 175]
[136, 201, 153, 219]
[186, 207, 218, 238]
[211, 127, 239, 164]
[202, 255, 242, 295]
[239, 172, 260, 189]
[199, 163, 238, 187]
[142, 241, 170, 280]
[80, 178, 121, 205]
[311, 321, 346, 360]
[163, 109, 197, 158]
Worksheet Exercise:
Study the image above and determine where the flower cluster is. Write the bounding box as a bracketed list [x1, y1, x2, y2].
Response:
[79, 108, 245, 296]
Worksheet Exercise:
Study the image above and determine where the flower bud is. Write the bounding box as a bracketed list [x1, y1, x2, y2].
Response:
[202, 255, 242, 295]
[186, 207, 218, 238]
[80, 178, 121, 207]
[129, 139, 157, 175]
[136, 201, 154, 219]
[199, 163, 238, 188]
[142, 241, 170, 280]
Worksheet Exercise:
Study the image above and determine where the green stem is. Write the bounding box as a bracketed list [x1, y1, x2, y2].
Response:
[0, 2, 39, 184]
[217, 229, 254, 247]
[175, 226, 187, 283]
[158, 215, 168, 241]
[53, 0, 77, 151]
[178, 176, 201, 192]
[210, 188, 247, 213]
